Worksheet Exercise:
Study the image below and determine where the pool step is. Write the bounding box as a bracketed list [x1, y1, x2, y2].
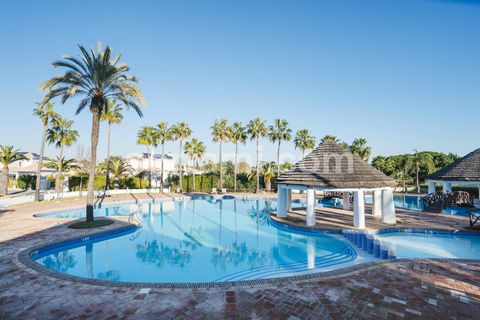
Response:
[342, 230, 396, 260]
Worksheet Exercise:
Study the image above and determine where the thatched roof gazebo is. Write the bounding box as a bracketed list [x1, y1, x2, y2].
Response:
[276, 141, 398, 229]
[427, 148, 480, 197]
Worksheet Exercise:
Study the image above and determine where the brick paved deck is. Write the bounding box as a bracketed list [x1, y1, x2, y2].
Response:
[1, 194, 480, 319]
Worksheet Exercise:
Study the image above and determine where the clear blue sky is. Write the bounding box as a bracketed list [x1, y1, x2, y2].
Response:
[1, 0, 479, 164]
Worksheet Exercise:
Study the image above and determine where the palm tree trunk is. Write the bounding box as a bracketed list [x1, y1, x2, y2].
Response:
[1, 167, 9, 196]
[256, 138, 260, 193]
[105, 121, 111, 191]
[277, 141, 281, 177]
[148, 146, 152, 189]
[234, 142, 238, 192]
[86, 107, 101, 223]
[219, 141, 223, 190]
[160, 142, 165, 192]
[179, 141, 183, 192]
[56, 147, 63, 198]
[35, 123, 48, 201]
[416, 164, 420, 193]
[192, 158, 196, 191]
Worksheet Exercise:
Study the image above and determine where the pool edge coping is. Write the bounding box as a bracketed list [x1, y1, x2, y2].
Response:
[17, 218, 480, 289]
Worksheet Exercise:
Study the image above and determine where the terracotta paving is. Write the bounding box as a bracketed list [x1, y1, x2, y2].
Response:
[1, 194, 480, 319]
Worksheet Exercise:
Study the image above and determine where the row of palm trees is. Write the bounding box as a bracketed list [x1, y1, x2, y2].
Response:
[134, 118, 317, 194]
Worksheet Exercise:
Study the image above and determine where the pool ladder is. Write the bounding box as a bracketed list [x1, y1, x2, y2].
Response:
[128, 211, 143, 228]
[342, 230, 396, 260]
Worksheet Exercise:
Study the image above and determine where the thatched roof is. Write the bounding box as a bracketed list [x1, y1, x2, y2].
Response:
[276, 141, 396, 189]
[428, 148, 480, 182]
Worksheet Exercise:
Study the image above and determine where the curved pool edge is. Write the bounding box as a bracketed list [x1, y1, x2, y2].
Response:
[17, 217, 480, 289]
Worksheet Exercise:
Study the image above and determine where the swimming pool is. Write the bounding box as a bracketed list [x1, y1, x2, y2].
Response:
[32, 198, 361, 283]
[374, 230, 480, 259]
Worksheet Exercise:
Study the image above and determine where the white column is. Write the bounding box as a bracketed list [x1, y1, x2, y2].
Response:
[443, 182, 452, 192]
[276, 186, 287, 218]
[381, 188, 396, 224]
[342, 192, 351, 210]
[306, 189, 316, 226]
[427, 180, 436, 194]
[353, 190, 365, 229]
[372, 190, 382, 217]
[307, 237, 315, 269]
[285, 189, 292, 211]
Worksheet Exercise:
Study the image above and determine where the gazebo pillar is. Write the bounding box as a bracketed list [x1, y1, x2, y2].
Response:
[372, 190, 382, 217]
[276, 186, 287, 218]
[342, 192, 351, 210]
[353, 190, 365, 229]
[285, 188, 292, 211]
[306, 189, 316, 226]
[443, 182, 452, 193]
[427, 181, 436, 194]
[381, 188, 396, 224]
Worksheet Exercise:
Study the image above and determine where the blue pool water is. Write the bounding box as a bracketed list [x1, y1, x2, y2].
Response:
[374, 231, 480, 259]
[33, 199, 359, 283]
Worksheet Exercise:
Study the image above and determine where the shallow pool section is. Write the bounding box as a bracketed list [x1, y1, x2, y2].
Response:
[374, 231, 480, 259]
[32, 199, 359, 283]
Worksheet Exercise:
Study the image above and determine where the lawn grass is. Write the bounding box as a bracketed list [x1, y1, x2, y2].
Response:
[68, 219, 114, 229]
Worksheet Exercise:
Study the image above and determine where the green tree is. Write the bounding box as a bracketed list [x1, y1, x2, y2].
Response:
[108, 157, 133, 189]
[137, 126, 159, 189]
[156, 122, 172, 190]
[260, 161, 276, 192]
[294, 129, 316, 157]
[320, 135, 340, 144]
[247, 118, 268, 193]
[269, 119, 292, 177]
[404, 149, 435, 193]
[350, 138, 371, 161]
[211, 119, 231, 190]
[46, 117, 79, 159]
[170, 122, 192, 192]
[371, 156, 395, 176]
[230, 122, 247, 192]
[44, 157, 79, 195]
[0, 146, 27, 195]
[184, 138, 206, 191]
[101, 99, 123, 190]
[33, 101, 59, 201]
[40, 43, 145, 222]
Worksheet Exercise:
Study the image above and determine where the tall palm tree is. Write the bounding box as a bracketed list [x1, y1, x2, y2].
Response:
[100, 99, 123, 190]
[170, 122, 191, 193]
[184, 138, 206, 192]
[405, 150, 435, 193]
[33, 101, 59, 201]
[247, 118, 268, 193]
[137, 126, 158, 189]
[230, 122, 247, 192]
[0, 146, 27, 196]
[156, 122, 172, 191]
[44, 157, 79, 195]
[294, 129, 316, 157]
[46, 117, 79, 194]
[211, 119, 231, 191]
[268, 119, 292, 177]
[350, 138, 371, 161]
[40, 43, 145, 222]
[46, 117, 79, 159]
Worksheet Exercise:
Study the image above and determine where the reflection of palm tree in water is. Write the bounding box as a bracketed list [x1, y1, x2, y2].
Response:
[136, 240, 191, 268]
[211, 242, 248, 270]
[86, 243, 93, 278]
[248, 200, 273, 226]
[97, 269, 120, 281]
[42, 251, 77, 273]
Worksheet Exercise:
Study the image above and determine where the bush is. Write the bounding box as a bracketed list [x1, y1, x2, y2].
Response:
[17, 175, 37, 190]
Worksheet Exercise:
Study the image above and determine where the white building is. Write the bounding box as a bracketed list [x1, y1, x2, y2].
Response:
[1, 152, 56, 189]
[126, 153, 176, 183]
